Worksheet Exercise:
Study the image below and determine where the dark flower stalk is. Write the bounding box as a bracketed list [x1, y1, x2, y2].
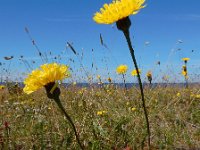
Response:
[116, 17, 151, 149]
[45, 82, 84, 150]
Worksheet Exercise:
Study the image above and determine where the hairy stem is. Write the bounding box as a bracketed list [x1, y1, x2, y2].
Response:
[54, 97, 84, 150]
[123, 30, 151, 149]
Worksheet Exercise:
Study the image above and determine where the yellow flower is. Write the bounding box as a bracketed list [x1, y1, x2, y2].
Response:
[131, 69, 141, 76]
[182, 58, 190, 62]
[131, 107, 137, 111]
[190, 93, 195, 98]
[97, 110, 107, 116]
[108, 77, 112, 83]
[182, 70, 187, 76]
[97, 111, 103, 115]
[182, 65, 188, 77]
[93, 0, 146, 24]
[146, 71, 152, 78]
[176, 92, 181, 97]
[195, 94, 200, 99]
[97, 75, 101, 79]
[23, 63, 70, 94]
[0, 85, 5, 90]
[116, 65, 128, 74]
[146, 71, 152, 82]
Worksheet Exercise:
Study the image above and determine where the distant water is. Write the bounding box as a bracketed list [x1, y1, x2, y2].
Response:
[62, 82, 198, 88]
[1, 82, 199, 88]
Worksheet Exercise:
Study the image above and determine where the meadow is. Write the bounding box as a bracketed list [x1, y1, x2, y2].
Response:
[0, 83, 200, 149]
[1, 0, 200, 149]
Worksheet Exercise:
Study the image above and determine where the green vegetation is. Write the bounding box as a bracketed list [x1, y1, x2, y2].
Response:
[0, 85, 199, 149]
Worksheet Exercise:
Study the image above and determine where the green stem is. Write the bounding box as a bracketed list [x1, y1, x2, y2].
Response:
[123, 30, 151, 149]
[54, 97, 84, 150]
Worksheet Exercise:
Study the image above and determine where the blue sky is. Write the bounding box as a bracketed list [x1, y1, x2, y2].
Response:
[0, 0, 200, 83]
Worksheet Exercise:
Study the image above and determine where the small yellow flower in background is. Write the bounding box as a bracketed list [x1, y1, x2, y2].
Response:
[73, 82, 77, 85]
[195, 94, 200, 99]
[97, 75, 101, 79]
[108, 77, 112, 83]
[131, 69, 141, 76]
[93, 0, 146, 24]
[116, 65, 128, 74]
[0, 85, 5, 90]
[181, 65, 188, 77]
[79, 88, 87, 95]
[182, 70, 187, 76]
[182, 57, 190, 63]
[97, 75, 103, 85]
[131, 107, 137, 111]
[146, 71, 152, 83]
[176, 92, 181, 97]
[23, 63, 70, 94]
[97, 111, 103, 115]
[190, 93, 195, 98]
[190, 93, 200, 99]
[97, 110, 107, 116]
[146, 71, 152, 78]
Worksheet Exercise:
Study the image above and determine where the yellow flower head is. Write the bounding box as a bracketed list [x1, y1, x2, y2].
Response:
[182, 57, 190, 62]
[146, 71, 152, 78]
[97, 111, 103, 116]
[195, 94, 200, 99]
[97, 110, 107, 116]
[131, 69, 141, 76]
[0, 85, 5, 90]
[146, 71, 152, 82]
[108, 77, 112, 83]
[97, 75, 101, 79]
[131, 107, 137, 111]
[182, 70, 187, 76]
[116, 65, 128, 74]
[93, 0, 146, 24]
[176, 92, 181, 97]
[23, 63, 70, 94]
[182, 65, 188, 77]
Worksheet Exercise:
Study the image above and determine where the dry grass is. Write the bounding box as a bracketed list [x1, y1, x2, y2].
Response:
[0, 84, 200, 149]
